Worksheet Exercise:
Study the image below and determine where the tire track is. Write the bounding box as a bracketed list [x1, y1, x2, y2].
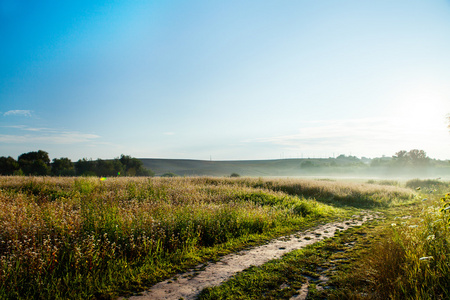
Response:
[126, 211, 380, 300]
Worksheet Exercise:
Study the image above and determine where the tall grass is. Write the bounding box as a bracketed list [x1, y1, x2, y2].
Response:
[0, 176, 415, 299]
[193, 177, 416, 207]
[347, 179, 450, 299]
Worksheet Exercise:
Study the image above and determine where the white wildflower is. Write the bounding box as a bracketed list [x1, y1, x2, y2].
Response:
[426, 235, 435, 241]
[419, 256, 433, 261]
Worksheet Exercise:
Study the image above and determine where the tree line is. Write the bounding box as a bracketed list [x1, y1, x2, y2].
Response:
[0, 150, 154, 177]
[370, 149, 431, 168]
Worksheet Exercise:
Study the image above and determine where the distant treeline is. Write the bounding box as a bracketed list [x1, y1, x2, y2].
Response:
[1, 149, 448, 177]
[0, 150, 153, 177]
[278, 150, 439, 169]
[370, 149, 432, 168]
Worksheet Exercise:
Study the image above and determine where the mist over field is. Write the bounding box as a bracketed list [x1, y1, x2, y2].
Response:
[141, 154, 450, 180]
[2, 148, 448, 180]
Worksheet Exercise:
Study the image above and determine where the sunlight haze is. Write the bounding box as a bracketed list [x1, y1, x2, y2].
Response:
[1, 0, 450, 160]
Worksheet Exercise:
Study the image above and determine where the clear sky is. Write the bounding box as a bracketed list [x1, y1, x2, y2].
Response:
[1, 0, 450, 161]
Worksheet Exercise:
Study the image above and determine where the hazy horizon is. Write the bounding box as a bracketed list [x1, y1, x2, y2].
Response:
[1, 1, 450, 161]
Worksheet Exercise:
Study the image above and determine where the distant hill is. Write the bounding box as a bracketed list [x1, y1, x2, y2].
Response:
[140, 157, 450, 178]
[140, 158, 366, 177]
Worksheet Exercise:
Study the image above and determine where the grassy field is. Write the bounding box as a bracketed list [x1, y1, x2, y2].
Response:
[0, 176, 419, 299]
[198, 179, 450, 300]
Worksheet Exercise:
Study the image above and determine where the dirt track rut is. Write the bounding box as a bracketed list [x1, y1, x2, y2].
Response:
[126, 211, 380, 300]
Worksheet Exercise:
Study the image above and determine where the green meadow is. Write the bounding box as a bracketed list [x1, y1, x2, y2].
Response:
[1, 176, 448, 299]
[199, 179, 450, 300]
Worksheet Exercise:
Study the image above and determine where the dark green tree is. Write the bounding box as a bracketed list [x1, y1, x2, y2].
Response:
[0, 156, 20, 175]
[51, 157, 75, 176]
[75, 158, 97, 176]
[96, 159, 123, 177]
[32, 160, 51, 176]
[119, 154, 153, 176]
[111, 159, 124, 176]
[18, 150, 50, 175]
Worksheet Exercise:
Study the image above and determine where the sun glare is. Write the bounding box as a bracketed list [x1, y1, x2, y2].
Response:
[388, 81, 449, 133]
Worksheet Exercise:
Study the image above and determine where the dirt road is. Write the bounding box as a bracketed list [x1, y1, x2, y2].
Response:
[126, 212, 380, 300]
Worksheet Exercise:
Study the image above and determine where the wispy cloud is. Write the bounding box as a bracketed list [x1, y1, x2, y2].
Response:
[245, 117, 446, 157]
[0, 126, 100, 144]
[249, 118, 399, 144]
[4, 125, 53, 132]
[3, 110, 32, 117]
[163, 132, 175, 135]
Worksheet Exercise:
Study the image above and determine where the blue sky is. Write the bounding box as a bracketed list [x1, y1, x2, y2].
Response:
[1, 0, 450, 161]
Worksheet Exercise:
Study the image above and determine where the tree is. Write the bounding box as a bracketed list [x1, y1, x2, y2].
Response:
[0, 156, 20, 175]
[111, 159, 124, 176]
[391, 149, 429, 168]
[31, 160, 51, 176]
[51, 158, 75, 176]
[75, 158, 97, 176]
[18, 150, 50, 164]
[393, 150, 409, 167]
[119, 154, 153, 176]
[408, 149, 429, 167]
[18, 150, 50, 175]
[394, 150, 408, 159]
[370, 157, 392, 167]
[96, 159, 123, 177]
[74, 155, 153, 177]
[408, 149, 427, 161]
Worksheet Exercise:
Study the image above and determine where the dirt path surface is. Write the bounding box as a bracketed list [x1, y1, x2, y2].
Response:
[126, 212, 380, 300]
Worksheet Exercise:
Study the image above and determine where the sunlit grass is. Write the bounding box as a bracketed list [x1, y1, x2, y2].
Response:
[0, 176, 417, 299]
[361, 185, 450, 299]
[197, 179, 450, 300]
[316, 179, 450, 299]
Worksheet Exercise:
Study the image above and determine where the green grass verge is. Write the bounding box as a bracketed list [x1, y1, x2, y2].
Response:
[197, 180, 450, 300]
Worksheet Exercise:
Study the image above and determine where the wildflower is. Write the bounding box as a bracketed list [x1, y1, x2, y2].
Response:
[391, 223, 397, 227]
[419, 256, 433, 261]
[426, 234, 435, 241]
